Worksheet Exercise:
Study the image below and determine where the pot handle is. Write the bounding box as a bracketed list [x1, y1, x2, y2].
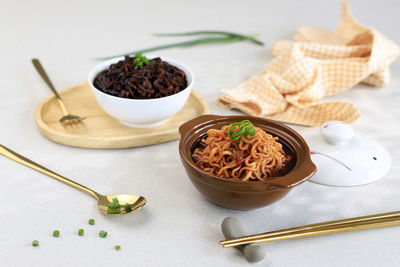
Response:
[268, 159, 317, 188]
[179, 114, 224, 136]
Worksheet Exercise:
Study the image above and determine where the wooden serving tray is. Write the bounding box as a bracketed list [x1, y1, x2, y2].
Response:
[34, 82, 209, 149]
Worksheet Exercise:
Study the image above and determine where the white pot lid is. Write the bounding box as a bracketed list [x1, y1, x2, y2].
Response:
[302, 121, 392, 187]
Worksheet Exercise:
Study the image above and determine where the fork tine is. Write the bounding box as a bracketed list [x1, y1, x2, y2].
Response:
[59, 114, 85, 125]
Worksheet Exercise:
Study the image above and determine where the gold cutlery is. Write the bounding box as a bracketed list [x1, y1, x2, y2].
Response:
[220, 210, 400, 247]
[32, 58, 85, 125]
[0, 145, 146, 215]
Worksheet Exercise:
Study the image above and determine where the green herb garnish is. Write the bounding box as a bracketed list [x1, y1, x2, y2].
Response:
[32, 240, 39, 247]
[107, 197, 121, 214]
[115, 245, 121, 251]
[88, 218, 95, 225]
[124, 203, 132, 213]
[78, 229, 84, 236]
[107, 208, 120, 214]
[99, 230, 107, 238]
[227, 120, 256, 142]
[133, 53, 151, 69]
[113, 198, 120, 206]
[53, 230, 60, 237]
[154, 30, 263, 45]
[98, 30, 263, 60]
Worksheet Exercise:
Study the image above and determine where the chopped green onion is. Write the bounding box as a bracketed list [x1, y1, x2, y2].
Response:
[88, 219, 95, 225]
[108, 198, 121, 214]
[107, 207, 121, 214]
[53, 230, 60, 237]
[227, 120, 256, 142]
[133, 53, 151, 69]
[107, 208, 121, 214]
[32, 240, 39, 247]
[115, 245, 121, 251]
[124, 203, 132, 213]
[78, 229, 84, 236]
[99, 230, 107, 238]
[112, 197, 120, 207]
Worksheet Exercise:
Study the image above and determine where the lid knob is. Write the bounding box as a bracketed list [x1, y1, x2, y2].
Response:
[320, 121, 354, 144]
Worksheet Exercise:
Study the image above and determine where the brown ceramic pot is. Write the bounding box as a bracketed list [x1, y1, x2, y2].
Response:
[179, 115, 316, 210]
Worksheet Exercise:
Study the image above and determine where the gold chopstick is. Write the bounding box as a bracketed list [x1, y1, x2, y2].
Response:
[220, 211, 400, 247]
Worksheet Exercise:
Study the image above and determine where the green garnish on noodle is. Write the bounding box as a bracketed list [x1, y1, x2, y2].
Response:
[227, 120, 256, 142]
[133, 53, 151, 69]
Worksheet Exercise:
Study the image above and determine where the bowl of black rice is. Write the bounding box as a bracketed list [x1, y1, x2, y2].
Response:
[88, 54, 194, 128]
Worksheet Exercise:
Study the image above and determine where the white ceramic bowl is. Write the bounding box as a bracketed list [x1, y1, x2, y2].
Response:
[88, 55, 194, 128]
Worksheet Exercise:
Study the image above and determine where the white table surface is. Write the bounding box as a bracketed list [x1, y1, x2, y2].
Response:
[1, 0, 400, 266]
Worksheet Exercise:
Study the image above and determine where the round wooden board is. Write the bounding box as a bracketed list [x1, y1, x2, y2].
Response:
[34, 82, 209, 149]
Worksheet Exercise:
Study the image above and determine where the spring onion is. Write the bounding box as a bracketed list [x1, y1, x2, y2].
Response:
[88, 219, 95, 225]
[53, 230, 60, 237]
[227, 120, 256, 142]
[154, 30, 264, 46]
[78, 229, 84, 236]
[124, 203, 132, 213]
[98, 30, 263, 60]
[32, 240, 39, 247]
[115, 245, 121, 251]
[134, 53, 151, 69]
[108, 198, 121, 214]
[112, 198, 120, 206]
[99, 230, 107, 238]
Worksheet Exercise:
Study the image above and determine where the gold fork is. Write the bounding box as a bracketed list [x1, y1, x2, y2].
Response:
[32, 58, 85, 125]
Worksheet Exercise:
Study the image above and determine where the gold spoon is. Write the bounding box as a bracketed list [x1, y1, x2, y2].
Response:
[0, 145, 146, 215]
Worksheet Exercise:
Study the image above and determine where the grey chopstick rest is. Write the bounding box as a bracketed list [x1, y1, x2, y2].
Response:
[221, 217, 266, 263]
[243, 245, 266, 263]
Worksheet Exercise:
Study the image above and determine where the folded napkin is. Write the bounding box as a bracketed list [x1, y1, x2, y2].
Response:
[218, 2, 399, 126]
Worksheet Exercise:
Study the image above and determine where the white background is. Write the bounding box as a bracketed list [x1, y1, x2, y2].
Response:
[0, 0, 399, 266]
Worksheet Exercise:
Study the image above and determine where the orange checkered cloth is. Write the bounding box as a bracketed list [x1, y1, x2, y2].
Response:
[218, 2, 399, 126]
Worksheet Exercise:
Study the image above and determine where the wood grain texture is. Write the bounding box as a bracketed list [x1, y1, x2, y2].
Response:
[34, 82, 209, 149]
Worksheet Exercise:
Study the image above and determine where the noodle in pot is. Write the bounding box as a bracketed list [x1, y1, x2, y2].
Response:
[192, 123, 291, 181]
